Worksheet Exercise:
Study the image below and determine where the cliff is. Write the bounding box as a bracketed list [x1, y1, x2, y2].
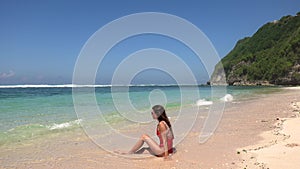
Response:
[210, 12, 300, 85]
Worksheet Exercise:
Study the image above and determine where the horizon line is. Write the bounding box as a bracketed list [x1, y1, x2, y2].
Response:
[0, 83, 211, 88]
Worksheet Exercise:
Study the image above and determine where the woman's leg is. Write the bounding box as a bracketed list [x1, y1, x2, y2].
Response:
[129, 134, 163, 155]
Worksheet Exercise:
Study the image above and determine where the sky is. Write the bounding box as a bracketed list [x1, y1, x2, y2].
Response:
[0, 0, 299, 85]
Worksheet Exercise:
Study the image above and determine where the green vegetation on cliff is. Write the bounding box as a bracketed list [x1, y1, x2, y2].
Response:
[212, 12, 300, 85]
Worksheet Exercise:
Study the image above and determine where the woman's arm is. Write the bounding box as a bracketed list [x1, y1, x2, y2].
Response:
[158, 121, 169, 158]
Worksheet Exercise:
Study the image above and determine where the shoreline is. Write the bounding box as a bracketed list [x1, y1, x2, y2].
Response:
[0, 87, 299, 168]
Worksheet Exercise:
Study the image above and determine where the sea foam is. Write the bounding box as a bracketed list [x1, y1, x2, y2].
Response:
[47, 119, 82, 130]
[0, 84, 111, 88]
[220, 94, 233, 102]
[196, 99, 213, 106]
[0, 84, 180, 88]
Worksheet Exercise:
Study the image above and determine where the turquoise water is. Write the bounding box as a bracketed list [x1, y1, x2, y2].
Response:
[0, 85, 281, 146]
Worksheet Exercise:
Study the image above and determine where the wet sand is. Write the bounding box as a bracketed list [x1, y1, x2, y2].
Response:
[0, 87, 299, 169]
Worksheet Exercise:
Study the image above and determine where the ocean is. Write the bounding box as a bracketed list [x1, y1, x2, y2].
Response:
[0, 85, 281, 148]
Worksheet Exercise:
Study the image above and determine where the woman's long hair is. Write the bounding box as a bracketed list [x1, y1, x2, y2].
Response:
[152, 105, 172, 128]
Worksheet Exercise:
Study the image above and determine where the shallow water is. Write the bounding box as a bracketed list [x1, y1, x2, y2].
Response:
[0, 85, 281, 147]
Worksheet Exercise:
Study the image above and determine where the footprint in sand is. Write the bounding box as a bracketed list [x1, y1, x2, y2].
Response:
[285, 143, 300, 148]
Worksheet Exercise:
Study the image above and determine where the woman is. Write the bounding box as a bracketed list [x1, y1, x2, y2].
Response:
[127, 105, 174, 158]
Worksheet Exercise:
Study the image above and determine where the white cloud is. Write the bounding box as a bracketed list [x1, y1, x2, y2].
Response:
[0, 70, 15, 79]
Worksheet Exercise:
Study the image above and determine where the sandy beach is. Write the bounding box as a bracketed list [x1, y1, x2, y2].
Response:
[238, 87, 300, 169]
[1, 87, 299, 169]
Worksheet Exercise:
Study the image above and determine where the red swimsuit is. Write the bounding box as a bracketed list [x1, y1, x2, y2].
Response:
[156, 121, 174, 154]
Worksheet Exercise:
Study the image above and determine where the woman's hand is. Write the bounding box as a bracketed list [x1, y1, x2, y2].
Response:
[163, 155, 172, 161]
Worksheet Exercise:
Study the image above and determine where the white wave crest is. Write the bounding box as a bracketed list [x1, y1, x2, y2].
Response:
[220, 94, 233, 102]
[196, 99, 213, 106]
[0, 84, 184, 88]
[47, 119, 82, 130]
[0, 84, 113, 88]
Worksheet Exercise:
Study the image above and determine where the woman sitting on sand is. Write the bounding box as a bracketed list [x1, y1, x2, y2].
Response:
[126, 105, 174, 159]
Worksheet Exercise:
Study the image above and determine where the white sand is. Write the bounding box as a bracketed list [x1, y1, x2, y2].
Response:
[238, 95, 300, 169]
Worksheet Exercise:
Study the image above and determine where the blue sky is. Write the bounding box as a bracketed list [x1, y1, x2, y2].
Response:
[0, 0, 299, 85]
